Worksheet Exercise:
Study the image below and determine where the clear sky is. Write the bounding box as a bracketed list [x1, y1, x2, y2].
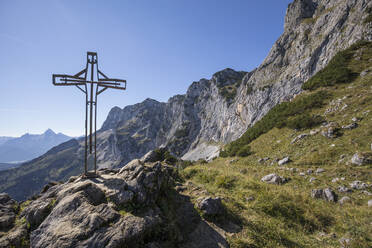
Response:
[0, 0, 292, 137]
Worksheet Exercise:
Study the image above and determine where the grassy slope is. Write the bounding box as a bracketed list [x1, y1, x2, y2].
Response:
[178, 42, 372, 247]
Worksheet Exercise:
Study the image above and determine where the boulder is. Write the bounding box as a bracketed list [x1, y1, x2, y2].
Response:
[311, 188, 337, 202]
[351, 152, 372, 165]
[261, 174, 287, 185]
[342, 123, 358, 130]
[309, 129, 320, 135]
[339, 237, 351, 248]
[349, 181, 369, 190]
[338, 186, 352, 193]
[278, 157, 291, 165]
[368, 199, 372, 207]
[321, 122, 340, 138]
[197, 197, 224, 216]
[339, 196, 351, 205]
[315, 168, 325, 174]
[290, 134, 308, 144]
[0, 193, 18, 231]
[362, 190, 372, 196]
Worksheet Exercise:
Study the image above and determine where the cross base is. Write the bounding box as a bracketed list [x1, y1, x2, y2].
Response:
[81, 171, 99, 179]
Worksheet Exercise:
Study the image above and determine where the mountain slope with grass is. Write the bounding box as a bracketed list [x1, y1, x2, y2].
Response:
[180, 41, 372, 247]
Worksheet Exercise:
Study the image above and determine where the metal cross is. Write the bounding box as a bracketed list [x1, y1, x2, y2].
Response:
[52, 52, 126, 177]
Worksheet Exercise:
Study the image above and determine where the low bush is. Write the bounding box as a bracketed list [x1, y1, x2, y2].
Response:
[222, 90, 330, 157]
[302, 41, 371, 90]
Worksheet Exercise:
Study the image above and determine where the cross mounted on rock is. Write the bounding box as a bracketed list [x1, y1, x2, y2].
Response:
[52, 52, 126, 177]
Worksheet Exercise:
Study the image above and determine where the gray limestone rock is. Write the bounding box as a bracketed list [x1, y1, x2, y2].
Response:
[261, 173, 287, 185]
[342, 123, 358, 130]
[197, 197, 224, 216]
[291, 134, 308, 144]
[311, 188, 338, 202]
[351, 152, 372, 165]
[309, 177, 316, 183]
[278, 157, 291, 165]
[321, 123, 340, 138]
[339, 196, 351, 205]
[350, 180, 369, 190]
[0, 193, 17, 231]
[338, 186, 352, 193]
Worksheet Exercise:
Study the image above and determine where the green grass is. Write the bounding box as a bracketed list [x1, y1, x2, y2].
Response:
[221, 90, 330, 157]
[302, 41, 371, 91]
[178, 40, 372, 247]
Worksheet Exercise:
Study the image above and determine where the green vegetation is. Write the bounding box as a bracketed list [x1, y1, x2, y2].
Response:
[216, 70, 246, 102]
[222, 41, 372, 157]
[302, 41, 371, 90]
[364, 8, 372, 24]
[221, 90, 329, 157]
[219, 86, 237, 102]
[152, 148, 178, 164]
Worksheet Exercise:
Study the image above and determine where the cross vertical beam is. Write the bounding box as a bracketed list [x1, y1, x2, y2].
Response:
[52, 52, 127, 177]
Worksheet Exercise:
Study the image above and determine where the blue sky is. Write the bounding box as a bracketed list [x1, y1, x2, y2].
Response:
[0, 0, 292, 137]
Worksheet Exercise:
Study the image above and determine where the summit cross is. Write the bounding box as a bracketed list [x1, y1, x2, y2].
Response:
[52, 52, 126, 177]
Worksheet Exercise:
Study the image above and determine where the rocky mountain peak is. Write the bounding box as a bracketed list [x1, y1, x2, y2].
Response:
[212, 68, 246, 88]
[43, 129, 55, 136]
[284, 0, 317, 31]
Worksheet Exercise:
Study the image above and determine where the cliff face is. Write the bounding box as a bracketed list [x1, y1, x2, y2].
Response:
[98, 0, 372, 164]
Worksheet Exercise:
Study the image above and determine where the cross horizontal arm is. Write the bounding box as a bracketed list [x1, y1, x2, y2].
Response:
[98, 84, 126, 90]
[53, 74, 86, 86]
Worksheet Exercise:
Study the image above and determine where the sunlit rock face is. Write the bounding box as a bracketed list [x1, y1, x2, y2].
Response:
[98, 0, 371, 164]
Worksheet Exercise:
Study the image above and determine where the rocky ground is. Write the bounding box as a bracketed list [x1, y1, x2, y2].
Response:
[0, 152, 236, 248]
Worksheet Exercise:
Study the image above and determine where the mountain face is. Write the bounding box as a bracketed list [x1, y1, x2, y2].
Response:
[98, 0, 372, 162]
[0, 129, 72, 163]
[0, 0, 371, 201]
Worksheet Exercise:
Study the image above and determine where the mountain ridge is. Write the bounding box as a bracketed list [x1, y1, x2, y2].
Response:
[0, 129, 72, 163]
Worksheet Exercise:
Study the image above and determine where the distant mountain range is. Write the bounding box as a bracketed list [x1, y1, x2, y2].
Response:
[0, 136, 13, 146]
[0, 129, 72, 163]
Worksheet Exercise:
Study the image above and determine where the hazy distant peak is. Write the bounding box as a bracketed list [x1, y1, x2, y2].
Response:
[43, 128, 56, 135]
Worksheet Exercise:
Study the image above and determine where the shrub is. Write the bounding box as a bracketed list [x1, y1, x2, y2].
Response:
[302, 40, 371, 90]
[215, 175, 236, 189]
[153, 148, 178, 164]
[284, 114, 324, 130]
[236, 145, 252, 157]
[221, 91, 330, 157]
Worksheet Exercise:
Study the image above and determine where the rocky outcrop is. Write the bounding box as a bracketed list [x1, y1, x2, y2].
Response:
[0, 161, 229, 248]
